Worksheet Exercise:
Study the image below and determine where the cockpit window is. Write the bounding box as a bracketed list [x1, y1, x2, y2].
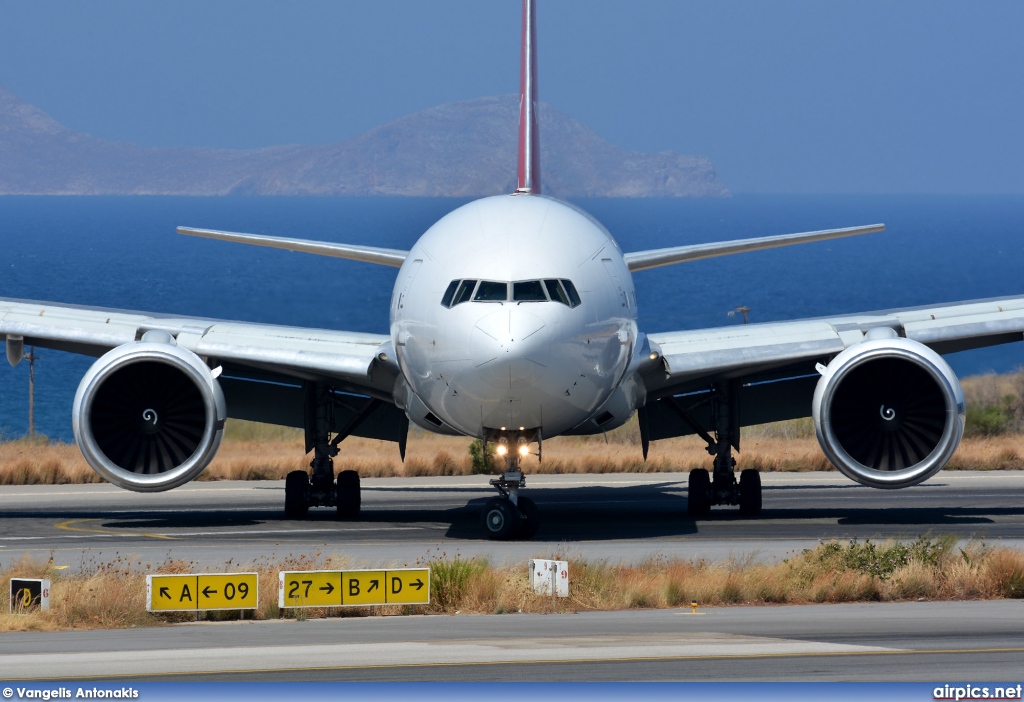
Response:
[543, 279, 581, 308]
[543, 279, 570, 306]
[441, 280, 459, 307]
[474, 280, 509, 302]
[561, 279, 582, 307]
[443, 278, 581, 308]
[453, 279, 477, 306]
[513, 280, 547, 302]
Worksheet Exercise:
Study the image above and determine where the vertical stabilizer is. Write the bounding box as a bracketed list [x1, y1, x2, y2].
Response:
[515, 0, 541, 194]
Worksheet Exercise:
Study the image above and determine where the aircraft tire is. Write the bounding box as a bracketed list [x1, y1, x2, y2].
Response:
[738, 469, 762, 516]
[481, 497, 521, 540]
[284, 470, 309, 519]
[516, 496, 540, 539]
[336, 470, 361, 519]
[687, 468, 711, 517]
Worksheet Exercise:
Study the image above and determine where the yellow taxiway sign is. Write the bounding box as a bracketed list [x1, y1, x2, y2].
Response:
[278, 571, 343, 608]
[342, 570, 386, 605]
[147, 573, 257, 612]
[384, 569, 430, 605]
[278, 568, 429, 608]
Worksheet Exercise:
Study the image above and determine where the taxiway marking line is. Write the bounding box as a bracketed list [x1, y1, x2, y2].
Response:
[54, 519, 175, 540]
[15, 644, 1024, 681]
[37, 523, 428, 542]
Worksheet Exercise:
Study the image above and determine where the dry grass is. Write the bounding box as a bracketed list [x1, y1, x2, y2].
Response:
[3, 538, 1023, 631]
[426, 538, 1024, 614]
[6, 415, 1024, 485]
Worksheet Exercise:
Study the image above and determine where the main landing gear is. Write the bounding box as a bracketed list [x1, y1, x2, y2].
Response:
[684, 383, 762, 517]
[480, 431, 541, 540]
[284, 384, 362, 519]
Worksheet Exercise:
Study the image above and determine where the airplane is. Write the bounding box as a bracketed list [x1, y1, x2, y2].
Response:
[2, 0, 1020, 540]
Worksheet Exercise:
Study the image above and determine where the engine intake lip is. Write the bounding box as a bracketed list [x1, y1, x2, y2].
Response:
[813, 339, 964, 490]
[73, 341, 226, 492]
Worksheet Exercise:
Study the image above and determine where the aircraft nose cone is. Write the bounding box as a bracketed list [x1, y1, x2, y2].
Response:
[471, 308, 549, 389]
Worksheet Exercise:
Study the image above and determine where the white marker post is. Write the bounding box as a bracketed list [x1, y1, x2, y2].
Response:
[529, 559, 568, 597]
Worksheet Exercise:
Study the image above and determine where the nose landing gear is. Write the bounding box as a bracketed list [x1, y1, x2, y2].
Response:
[480, 431, 541, 540]
[481, 471, 540, 539]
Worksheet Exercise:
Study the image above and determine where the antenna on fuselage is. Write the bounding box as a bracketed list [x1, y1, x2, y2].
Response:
[515, 0, 541, 195]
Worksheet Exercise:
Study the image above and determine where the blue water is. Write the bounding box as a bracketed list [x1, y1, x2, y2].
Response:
[2, 194, 1023, 442]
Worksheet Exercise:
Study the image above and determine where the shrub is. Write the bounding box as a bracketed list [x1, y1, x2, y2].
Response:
[965, 405, 1012, 437]
[468, 440, 497, 474]
[802, 536, 954, 580]
[429, 557, 488, 610]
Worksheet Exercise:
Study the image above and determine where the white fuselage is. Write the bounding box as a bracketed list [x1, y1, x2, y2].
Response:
[390, 194, 643, 439]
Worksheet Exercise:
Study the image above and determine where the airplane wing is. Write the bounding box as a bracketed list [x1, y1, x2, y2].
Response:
[0, 297, 405, 443]
[639, 294, 1024, 443]
[177, 227, 409, 267]
[624, 224, 885, 272]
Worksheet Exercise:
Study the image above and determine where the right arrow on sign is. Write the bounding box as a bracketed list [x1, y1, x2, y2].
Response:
[319, 583, 335, 594]
[411, 578, 424, 590]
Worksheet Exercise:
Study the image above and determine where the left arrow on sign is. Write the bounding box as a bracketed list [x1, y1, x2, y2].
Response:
[202, 586, 217, 597]
[159, 587, 170, 599]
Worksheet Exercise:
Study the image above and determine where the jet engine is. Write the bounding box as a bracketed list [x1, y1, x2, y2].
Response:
[812, 330, 964, 489]
[72, 333, 226, 491]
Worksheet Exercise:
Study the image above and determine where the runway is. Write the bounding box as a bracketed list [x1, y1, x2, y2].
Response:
[1, 471, 1023, 568]
[3, 601, 1024, 681]
[3, 471, 1024, 682]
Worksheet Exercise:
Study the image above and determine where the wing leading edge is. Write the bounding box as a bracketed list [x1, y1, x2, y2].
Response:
[0, 297, 395, 398]
[624, 224, 885, 272]
[177, 227, 409, 268]
[639, 295, 1024, 443]
[648, 295, 1024, 391]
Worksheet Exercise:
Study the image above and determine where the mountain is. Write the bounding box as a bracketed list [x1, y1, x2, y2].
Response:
[0, 87, 728, 198]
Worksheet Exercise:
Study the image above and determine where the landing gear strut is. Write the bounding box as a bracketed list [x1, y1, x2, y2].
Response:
[480, 431, 541, 540]
[685, 383, 762, 517]
[284, 384, 362, 519]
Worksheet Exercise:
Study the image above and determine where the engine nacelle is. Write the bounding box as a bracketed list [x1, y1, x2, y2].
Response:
[72, 336, 226, 492]
[812, 332, 964, 489]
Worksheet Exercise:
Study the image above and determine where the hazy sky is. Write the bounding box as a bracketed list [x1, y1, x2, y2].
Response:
[1, 1, 1021, 194]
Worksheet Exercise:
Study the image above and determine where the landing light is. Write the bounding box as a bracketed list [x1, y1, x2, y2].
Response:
[496, 444, 508, 456]
[649, 352, 659, 360]
[518, 445, 530, 457]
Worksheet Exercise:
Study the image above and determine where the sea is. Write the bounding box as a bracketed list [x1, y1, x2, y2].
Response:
[2, 194, 1023, 442]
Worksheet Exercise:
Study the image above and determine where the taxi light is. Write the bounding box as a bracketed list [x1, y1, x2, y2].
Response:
[518, 445, 529, 457]
[496, 444, 508, 456]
